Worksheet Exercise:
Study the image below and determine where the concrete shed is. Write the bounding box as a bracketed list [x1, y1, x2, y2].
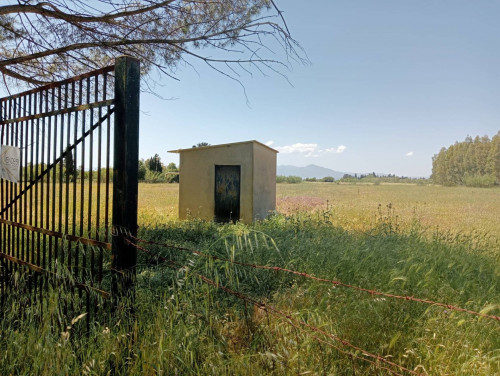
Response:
[169, 140, 278, 223]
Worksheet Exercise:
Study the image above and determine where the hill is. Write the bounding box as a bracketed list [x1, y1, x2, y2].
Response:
[277, 164, 346, 180]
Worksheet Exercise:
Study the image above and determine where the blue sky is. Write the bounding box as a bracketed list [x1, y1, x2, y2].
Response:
[141, 0, 500, 177]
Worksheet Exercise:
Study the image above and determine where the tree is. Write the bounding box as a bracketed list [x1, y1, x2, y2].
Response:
[63, 147, 76, 182]
[192, 142, 211, 148]
[146, 154, 162, 173]
[0, 1, 303, 89]
[165, 162, 179, 183]
[138, 159, 147, 181]
[431, 132, 500, 187]
[166, 162, 177, 171]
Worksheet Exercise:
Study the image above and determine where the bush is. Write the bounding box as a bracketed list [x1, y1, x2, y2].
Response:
[286, 175, 302, 184]
[165, 172, 179, 183]
[320, 176, 335, 182]
[464, 174, 497, 188]
[144, 169, 166, 183]
[276, 175, 303, 184]
[138, 160, 147, 181]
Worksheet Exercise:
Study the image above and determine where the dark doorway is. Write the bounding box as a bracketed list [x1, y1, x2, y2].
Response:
[214, 165, 241, 223]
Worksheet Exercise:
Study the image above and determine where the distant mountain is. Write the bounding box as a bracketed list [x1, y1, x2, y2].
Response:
[277, 164, 346, 180]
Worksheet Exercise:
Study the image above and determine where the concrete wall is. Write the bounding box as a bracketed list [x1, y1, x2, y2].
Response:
[252, 143, 277, 220]
[178, 143, 254, 223]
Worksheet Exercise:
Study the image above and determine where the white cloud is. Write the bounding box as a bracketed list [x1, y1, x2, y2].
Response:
[275, 143, 347, 158]
[325, 145, 347, 154]
[265, 140, 274, 146]
[406, 151, 414, 157]
[276, 143, 317, 157]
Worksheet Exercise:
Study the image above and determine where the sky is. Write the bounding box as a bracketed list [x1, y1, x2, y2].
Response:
[140, 0, 500, 178]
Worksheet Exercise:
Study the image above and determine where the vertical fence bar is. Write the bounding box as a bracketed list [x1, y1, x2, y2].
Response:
[104, 73, 111, 244]
[112, 56, 140, 302]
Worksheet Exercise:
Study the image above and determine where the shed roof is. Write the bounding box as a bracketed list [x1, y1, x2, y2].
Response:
[168, 140, 278, 154]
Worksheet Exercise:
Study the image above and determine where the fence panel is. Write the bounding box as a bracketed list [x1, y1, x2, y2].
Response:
[0, 57, 139, 322]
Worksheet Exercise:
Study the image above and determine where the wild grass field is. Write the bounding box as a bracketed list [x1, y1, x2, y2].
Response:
[139, 182, 500, 239]
[1, 182, 499, 375]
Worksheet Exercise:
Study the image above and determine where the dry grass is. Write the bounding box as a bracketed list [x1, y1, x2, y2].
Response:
[277, 183, 500, 238]
[139, 182, 500, 239]
[1, 181, 499, 375]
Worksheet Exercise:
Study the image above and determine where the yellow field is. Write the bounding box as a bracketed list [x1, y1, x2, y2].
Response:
[138, 182, 500, 239]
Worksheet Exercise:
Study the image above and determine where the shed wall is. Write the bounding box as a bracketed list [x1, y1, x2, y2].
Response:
[252, 143, 277, 220]
[179, 143, 254, 223]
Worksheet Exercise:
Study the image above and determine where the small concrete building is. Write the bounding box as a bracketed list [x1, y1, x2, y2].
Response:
[169, 140, 278, 223]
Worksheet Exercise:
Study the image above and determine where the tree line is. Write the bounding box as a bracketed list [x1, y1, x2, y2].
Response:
[276, 176, 336, 184]
[139, 154, 179, 183]
[277, 174, 428, 185]
[19, 152, 179, 184]
[431, 132, 500, 187]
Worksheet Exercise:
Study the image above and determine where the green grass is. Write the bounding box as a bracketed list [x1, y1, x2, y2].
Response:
[1, 182, 499, 375]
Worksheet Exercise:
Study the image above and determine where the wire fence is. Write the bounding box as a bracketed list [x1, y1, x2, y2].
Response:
[124, 232, 500, 374]
[126, 237, 422, 376]
[2, 227, 497, 375]
[131, 235, 500, 323]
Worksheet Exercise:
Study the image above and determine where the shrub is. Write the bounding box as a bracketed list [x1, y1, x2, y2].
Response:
[144, 169, 166, 183]
[286, 175, 302, 184]
[276, 175, 303, 184]
[321, 176, 335, 182]
[464, 174, 497, 188]
[276, 175, 287, 183]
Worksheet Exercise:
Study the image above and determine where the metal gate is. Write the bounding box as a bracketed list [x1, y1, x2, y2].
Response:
[0, 56, 139, 320]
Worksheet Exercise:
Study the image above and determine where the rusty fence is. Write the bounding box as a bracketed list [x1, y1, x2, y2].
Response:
[125, 236, 427, 376]
[132, 235, 500, 322]
[124, 235, 500, 375]
[0, 56, 139, 321]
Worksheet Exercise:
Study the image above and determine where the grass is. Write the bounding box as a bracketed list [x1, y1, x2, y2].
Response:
[276, 182, 500, 239]
[0, 182, 499, 375]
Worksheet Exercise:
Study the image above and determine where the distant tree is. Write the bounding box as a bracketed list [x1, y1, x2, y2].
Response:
[166, 162, 177, 170]
[321, 176, 335, 182]
[276, 175, 302, 184]
[192, 142, 211, 148]
[146, 154, 162, 173]
[165, 162, 179, 183]
[138, 159, 147, 181]
[64, 147, 76, 182]
[431, 132, 499, 187]
[286, 176, 302, 184]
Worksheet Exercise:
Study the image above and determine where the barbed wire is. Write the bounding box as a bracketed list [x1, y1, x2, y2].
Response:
[125, 237, 423, 376]
[0, 251, 110, 298]
[131, 235, 500, 323]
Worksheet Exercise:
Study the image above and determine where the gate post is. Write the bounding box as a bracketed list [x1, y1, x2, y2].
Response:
[111, 56, 140, 304]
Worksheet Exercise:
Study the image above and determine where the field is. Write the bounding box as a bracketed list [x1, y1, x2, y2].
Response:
[1, 182, 499, 375]
[139, 182, 500, 238]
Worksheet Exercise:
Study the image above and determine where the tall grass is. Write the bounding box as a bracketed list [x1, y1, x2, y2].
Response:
[1, 183, 499, 375]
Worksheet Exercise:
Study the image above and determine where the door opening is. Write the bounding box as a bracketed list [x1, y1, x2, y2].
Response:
[214, 165, 241, 223]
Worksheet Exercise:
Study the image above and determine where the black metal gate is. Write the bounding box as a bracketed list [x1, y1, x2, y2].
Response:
[0, 56, 139, 320]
